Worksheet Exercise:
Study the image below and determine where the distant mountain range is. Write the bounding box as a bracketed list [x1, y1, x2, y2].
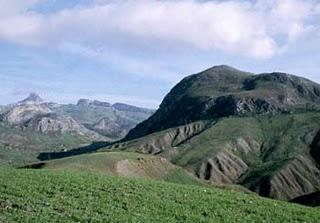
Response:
[1, 93, 154, 138]
[0, 93, 154, 165]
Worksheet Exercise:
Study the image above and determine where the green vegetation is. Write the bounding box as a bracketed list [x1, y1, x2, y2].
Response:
[0, 122, 90, 167]
[111, 111, 320, 200]
[36, 151, 201, 185]
[1, 168, 319, 223]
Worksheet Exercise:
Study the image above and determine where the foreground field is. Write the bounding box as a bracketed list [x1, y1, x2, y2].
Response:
[0, 168, 319, 223]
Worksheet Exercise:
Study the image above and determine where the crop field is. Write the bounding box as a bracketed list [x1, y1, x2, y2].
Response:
[0, 168, 319, 223]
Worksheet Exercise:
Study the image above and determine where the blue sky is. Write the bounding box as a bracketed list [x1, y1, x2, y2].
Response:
[0, 0, 319, 108]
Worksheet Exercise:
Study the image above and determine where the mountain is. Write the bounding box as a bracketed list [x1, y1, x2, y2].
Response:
[55, 99, 154, 139]
[1, 103, 52, 125]
[125, 65, 320, 140]
[106, 65, 320, 203]
[0, 95, 153, 166]
[17, 93, 44, 105]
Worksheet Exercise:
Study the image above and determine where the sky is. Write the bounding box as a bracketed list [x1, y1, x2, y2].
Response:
[0, 0, 319, 108]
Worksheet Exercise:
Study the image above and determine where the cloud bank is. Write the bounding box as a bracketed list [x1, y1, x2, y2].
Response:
[0, 0, 319, 60]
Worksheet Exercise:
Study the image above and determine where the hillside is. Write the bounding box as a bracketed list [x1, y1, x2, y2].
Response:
[106, 66, 320, 202]
[27, 152, 201, 185]
[1, 168, 319, 223]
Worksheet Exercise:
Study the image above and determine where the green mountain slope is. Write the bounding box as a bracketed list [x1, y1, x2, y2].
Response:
[110, 112, 320, 201]
[106, 66, 320, 202]
[1, 168, 319, 223]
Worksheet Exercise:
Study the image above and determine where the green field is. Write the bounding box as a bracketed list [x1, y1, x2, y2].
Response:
[0, 168, 319, 223]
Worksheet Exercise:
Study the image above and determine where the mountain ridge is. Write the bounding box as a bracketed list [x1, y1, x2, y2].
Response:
[125, 65, 320, 141]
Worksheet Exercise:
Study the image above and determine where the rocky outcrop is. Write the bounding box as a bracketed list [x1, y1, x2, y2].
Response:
[25, 114, 107, 140]
[26, 114, 81, 133]
[2, 104, 51, 125]
[205, 96, 279, 117]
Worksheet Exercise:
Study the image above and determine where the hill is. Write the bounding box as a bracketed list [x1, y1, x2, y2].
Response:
[0, 168, 319, 223]
[26, 152, 201, 186]
[105, 66, 320, 202]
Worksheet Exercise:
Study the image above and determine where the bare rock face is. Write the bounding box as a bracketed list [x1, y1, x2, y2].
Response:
[204, 96, 279, 118]
[26, 114, 81, 133]
[25, 114, 107, 140]
[2, 104, 51, 125]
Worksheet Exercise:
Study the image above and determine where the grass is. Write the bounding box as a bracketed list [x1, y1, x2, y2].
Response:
[27, 151, 202, 186]
[0, 168, 319, 223]
[0, 122, 92, 167]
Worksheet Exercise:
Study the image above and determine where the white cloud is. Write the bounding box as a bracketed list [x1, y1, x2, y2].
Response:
[0, 0, 319, 60]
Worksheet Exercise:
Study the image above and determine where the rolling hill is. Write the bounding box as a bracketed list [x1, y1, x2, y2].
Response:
[26, 152, 201, 186]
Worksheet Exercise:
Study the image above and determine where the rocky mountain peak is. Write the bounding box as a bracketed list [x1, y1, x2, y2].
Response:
[18, 93, 44, 105]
